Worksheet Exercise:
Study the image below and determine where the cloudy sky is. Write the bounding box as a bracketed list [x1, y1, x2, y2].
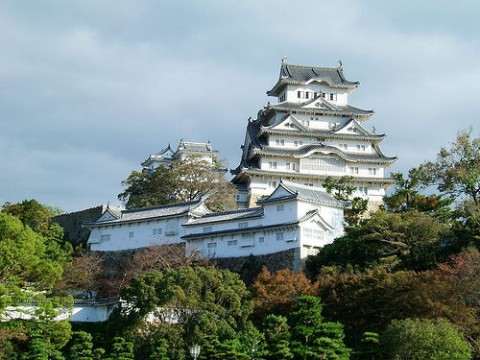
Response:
[1, 0, 479, 212]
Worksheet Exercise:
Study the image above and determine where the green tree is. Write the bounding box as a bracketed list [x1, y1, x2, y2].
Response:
[380, 318, 471, 360]
[106, 337, 134, 360]
[384, 170, 453, 218]
[420, 128, 480, 204]
[120, 266, 253, 356]
[305, 210, 451, 276]
[263, 315, 293, 360]
[323, 176, 368, 227]
[118, 157, 236, 211]
[68, 331, 94, 360]
[0, 212, 71, 314]
[288, 296, 350, 360]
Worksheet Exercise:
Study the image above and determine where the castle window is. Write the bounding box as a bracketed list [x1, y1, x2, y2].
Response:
[339, 144, 348, 150]
[238, 222, 248, 229]
[207, 242, 217, 249]
[330, 93, 335, 101]
[305, 92, 309, 99]
[129, 231, 134, 239]
[286, 162, 291, 170]
[203, 226, 212, 233]
[297, 91, 303, 98]
[277, 204, 284, 212]
[357, 144, 366, 151]
[269, 161, 277, 169]
[358, 186, 368, 195]
[258, 237, 265, 243]
[314, 92, 318, 98]
[350, 167, 359, 175]
[279, 93, 286, 102]
[227, 240, 238, 246]
[101, 234, 111, 242]
[268, 180, 277, 188]
[276, 232, 284, 241]
[368, 168, 377, 175]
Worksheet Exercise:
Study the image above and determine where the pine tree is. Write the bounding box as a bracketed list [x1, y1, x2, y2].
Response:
[263, 314, 293, 360]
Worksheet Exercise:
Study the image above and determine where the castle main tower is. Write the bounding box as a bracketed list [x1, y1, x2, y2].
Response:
[232, 60, 397, 208]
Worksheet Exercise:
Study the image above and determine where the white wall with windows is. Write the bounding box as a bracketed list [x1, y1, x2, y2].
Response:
[88, 216, 187, 251]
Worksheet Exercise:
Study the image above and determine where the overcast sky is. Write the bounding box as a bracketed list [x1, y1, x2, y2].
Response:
[1, 0, 479, 213]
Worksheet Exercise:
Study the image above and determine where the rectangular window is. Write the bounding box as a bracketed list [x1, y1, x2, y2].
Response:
[297, 91, 303, 98]
[203, 226, 212, 233]
[277, 204, 284, 212]
[292, 163, 296, 171]
[313, 92, 318, 98]
[330, 93, 335, 101]
[275, 139, 284, 146]
[368, 168, 377, 176]
[286, 162, 291, 170]
[305, 92, 309, 99]
[269, 161, 277, 169]
[358, 186, 368, 195]
[357, 144, 366, 151]
[207, 242, 217, 249]
[268, 180, 277, 188]
[276, 232, 284, 241]
[129, 231, 134, 239]
[258, 237, 265, 243]
[227, 240, 238, 246]
[238, 222, 248, 229]
[350, 167, 359, 175]
[100, 234, 111, 242]
[152, 228, 163, 236]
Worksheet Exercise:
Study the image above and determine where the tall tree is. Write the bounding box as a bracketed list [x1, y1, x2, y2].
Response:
[288, 296, 350, 360]
[384, 169, 453, 218]
[420, 128, 480, 204]
[0, 212, 71, 314]
[323, 176, 368, 227]
[118, 157, 237, 211]
[251, 267, 314, 320]
[263, 315, 293, 360]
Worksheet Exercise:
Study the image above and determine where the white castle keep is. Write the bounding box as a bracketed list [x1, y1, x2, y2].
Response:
[231, 60, 396, 209]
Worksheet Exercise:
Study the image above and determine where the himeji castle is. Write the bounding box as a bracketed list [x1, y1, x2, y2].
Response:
[232, 60, 397, 209]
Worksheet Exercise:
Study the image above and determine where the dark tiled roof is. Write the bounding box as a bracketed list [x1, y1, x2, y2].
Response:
[86, 200, 208, 227]
[251, 143, 397, 164]
[267, 102, 373, 117]
[258, 180, 347, 208]
[268, 63, 359, 96]
[184, 207, 264, 226]
[175, 141, 217, 154]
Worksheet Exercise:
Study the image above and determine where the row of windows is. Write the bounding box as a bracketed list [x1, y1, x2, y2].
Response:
[297, 91, 337, 101]
[267, 158, 378, 176]
[206, 232, 284, 250]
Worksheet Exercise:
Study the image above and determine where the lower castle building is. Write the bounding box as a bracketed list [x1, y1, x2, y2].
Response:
[85, 181, 347, 270]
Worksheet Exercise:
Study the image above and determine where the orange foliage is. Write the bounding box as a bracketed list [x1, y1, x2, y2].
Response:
[251, 267, 314, 319]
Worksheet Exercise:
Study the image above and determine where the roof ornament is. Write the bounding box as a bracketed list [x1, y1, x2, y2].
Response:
[338, 59, 344, 70]
[282, 56, 288, 64]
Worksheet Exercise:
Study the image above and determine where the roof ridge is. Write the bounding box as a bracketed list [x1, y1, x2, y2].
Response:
[123, 199, 201, 213]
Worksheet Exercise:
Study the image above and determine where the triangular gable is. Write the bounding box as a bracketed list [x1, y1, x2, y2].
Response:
[268, 114, 308, 132]
[300, 211, 334, 232]
[96, 207, 121, 222]
[263, 183, 296, 201]
[301, 96, 338, 111]
[334, 118, 373, 136]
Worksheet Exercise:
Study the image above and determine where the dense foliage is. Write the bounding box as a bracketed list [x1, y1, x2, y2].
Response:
[2, 129, 479, 359]
[118, 156, 237, 211]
